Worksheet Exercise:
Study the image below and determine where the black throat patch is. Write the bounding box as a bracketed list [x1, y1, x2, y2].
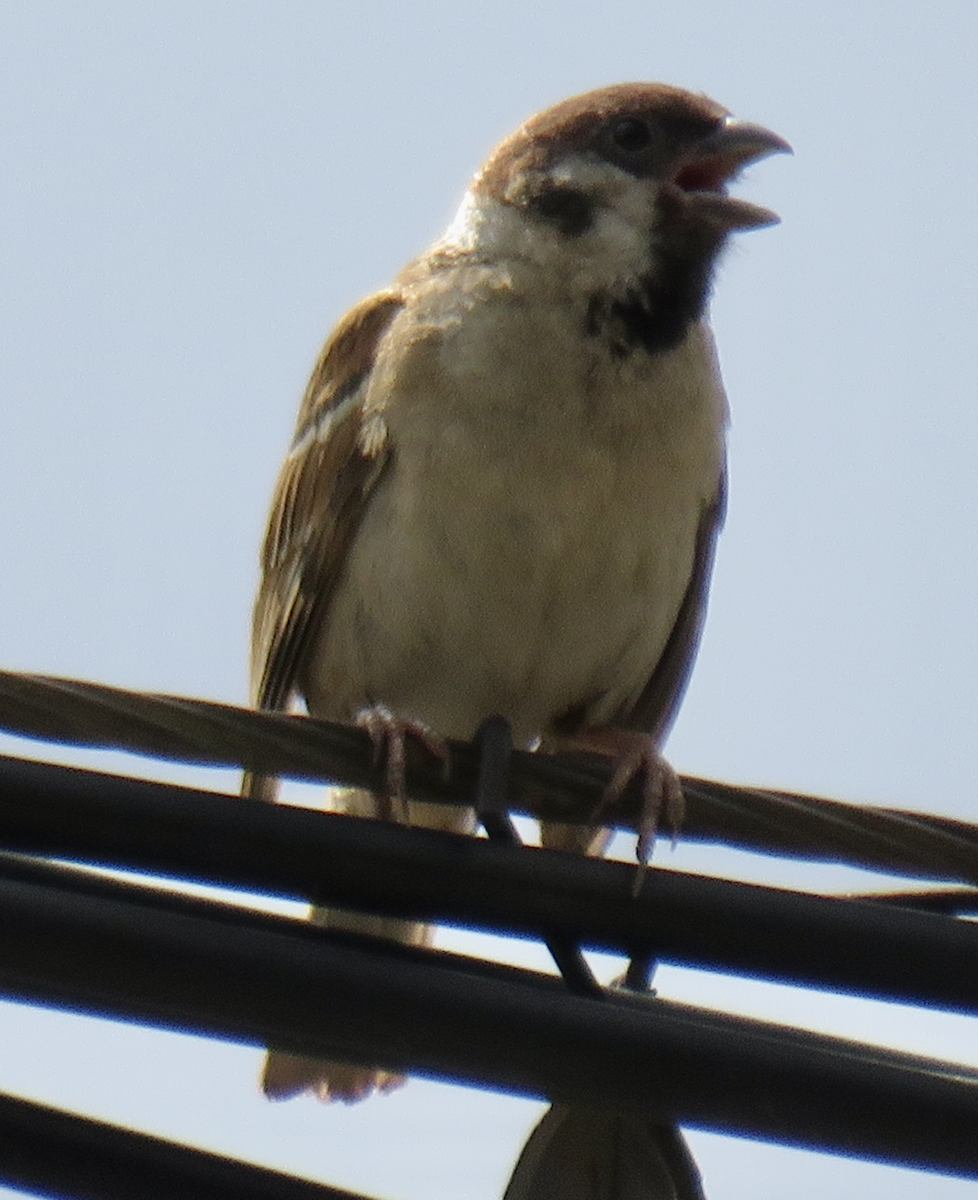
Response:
[586, 194, 727, 357]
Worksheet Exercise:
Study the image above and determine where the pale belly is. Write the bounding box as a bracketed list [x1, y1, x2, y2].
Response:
[302, 418, 711, 744]
[301, 285, 725, 743]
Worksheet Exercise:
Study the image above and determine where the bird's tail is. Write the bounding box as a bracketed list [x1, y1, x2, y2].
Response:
[261, 788, 474, 1103]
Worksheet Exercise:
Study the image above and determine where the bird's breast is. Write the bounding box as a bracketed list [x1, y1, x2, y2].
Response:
[303, 272, 726, 744]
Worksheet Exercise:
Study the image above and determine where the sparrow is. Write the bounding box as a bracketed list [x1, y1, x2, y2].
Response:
[245, 83, 788, 1103]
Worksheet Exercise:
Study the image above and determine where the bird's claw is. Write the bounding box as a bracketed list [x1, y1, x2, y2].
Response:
[569, 728, 684, 866]
[602, 746, 684, 865]
[355, 704, 450, 821]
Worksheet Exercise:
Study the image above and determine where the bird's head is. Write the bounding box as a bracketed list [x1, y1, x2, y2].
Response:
[439, 83, 790, 353]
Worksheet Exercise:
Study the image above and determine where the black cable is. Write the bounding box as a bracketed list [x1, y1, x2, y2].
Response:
[1, 754, 978, 1016]
[0, 859, 974, 1178]
[0, 1088, 373, 1200]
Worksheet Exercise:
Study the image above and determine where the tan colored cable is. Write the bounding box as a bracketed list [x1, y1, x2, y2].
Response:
[0, 668, 976, 884]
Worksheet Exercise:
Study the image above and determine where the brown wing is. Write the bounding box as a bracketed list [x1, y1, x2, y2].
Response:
[617, 474, 727, 745]
[249, 290, 403, 715]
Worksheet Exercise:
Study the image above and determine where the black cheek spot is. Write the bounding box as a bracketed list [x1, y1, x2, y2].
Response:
[526, 185, 595, 238]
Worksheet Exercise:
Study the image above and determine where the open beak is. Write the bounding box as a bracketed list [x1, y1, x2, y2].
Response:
[671, 116, 792, 230]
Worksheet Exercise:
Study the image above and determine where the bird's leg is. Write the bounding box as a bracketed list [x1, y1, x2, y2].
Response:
[563, 727, 684, 866]
[473, 715, 520, 844]
[355, 704, 450, 822]
[473, 717, 602, 997]
[555, 728, 677, 974]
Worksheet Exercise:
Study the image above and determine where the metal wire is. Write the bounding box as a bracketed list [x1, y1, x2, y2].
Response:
[0, 669, 977, 882]
[3, 670, 978, 1190]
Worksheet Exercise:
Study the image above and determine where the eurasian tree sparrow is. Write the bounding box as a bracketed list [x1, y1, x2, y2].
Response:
[245, 83, 788, 1102]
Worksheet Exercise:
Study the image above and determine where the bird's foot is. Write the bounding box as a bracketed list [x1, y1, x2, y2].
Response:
[569, 728, 684, 865]
[355, 704, 450, 821]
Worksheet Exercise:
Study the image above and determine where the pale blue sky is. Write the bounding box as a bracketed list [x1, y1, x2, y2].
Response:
[1, 3, 977, 1198]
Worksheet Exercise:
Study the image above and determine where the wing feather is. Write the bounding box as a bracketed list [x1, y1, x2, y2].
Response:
[618, 475, 727, 743]
[249, 290, 403, 713]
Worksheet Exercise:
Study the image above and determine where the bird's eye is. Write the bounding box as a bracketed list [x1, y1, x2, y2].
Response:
[609, 117, 652, 153]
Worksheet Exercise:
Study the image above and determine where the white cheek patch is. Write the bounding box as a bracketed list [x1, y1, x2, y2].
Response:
[547, 156, 616, 191]
[437, 189, 554, 263]
[437, 159, 659, 295]
[439, 190, 484, 254]
[534, 159, 657, 291]
[578, 206, 651, 286]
